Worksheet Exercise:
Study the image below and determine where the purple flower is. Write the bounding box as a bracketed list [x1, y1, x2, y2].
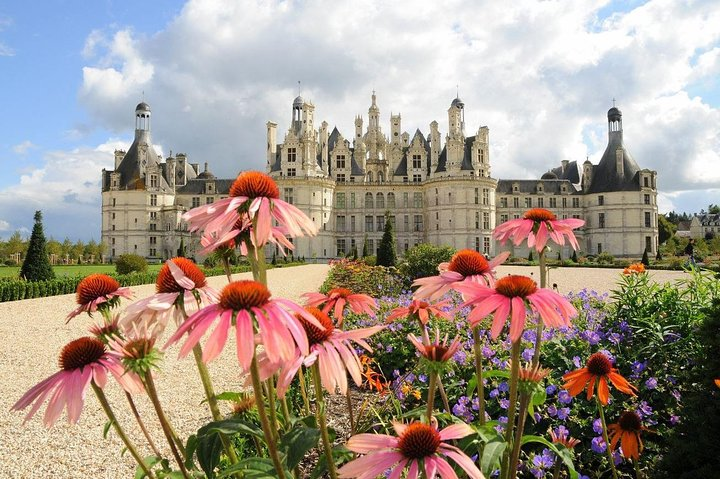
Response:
[670, 415, 680, 425]
[490, 388, 500, 399]
[591, 436, 606, 454]
[418, 374, 427, 383]
[572, 356, 582, 368]
[498, 381, 509, 393]
[522, 348, 534, 362]
[637, 401, 653, 418]
[547, 405, 558, 417]
[645, 377, 658, 390]
[500, 398, 510, 409]
[557, 407, 571, 420]
[593, 418, 604, 434]
[671, 389, 681, 401]
[546, 384, 557, 395]
[558, 390, 572, 405]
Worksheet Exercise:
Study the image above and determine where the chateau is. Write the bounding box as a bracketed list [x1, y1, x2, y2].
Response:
[101, 96, 658, 261]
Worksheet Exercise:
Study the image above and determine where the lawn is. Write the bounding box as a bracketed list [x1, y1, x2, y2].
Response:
[0, 264, 163, 278]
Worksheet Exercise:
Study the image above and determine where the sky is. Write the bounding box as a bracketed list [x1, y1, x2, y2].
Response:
[0, 0, 719, 241]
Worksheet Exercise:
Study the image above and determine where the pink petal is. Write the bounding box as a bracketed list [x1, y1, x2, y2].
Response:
[167, 259, 195, 290]
[439, 423, 475, 441]
[337, 451, 403, 479]
[509, 296, 528, 342]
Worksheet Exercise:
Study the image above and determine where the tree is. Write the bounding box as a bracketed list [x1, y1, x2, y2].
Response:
[19, 211, 55, 281]
[177, 237, 186, 257]
[362, 234, 369, 258]
[7, 231, 26, 258]
[376, 214, 396, 267]
[571, 250, 578, 263]
[398, 243, 455, 284]
[641, 248, 650, 266]
[658, 214, 677, 245]
[708, 204, 720, 214]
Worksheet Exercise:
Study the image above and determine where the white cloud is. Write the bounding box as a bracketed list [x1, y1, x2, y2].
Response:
[0, 219, 10, 231]
[12, 140, 37, 155]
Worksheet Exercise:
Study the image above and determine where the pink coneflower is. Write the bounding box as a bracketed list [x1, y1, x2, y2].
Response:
[338, 421, 484, 479]
[66, 274, 133, 322]
[120, 258, 218, 338]
[550, 428, 581, 450]
[11, 337, 143, 427]
[263, 307, 383, 396]
[199, 217, 295, 256]
[413, 249, 510, 301]
[164, 280, 323, 372]
[455, 275, 577, 343]
[183, 171, 317, 249]
[408, 329, 462, 365]
[386, 299, 452, 325]
[303, 287, 377, 326]
[493, 208, 584, 253]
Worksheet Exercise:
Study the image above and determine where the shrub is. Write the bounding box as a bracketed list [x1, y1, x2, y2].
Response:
[319, 258, 403, 297]
[115, 254, 148, 275]
[571, 250, 578, 263]
[596, 251, 614, 264]
[641, 249, 650, 266]
[397, 243, 455, 286]
[20, 211, 55, 282]
[377, 215, 397, 267]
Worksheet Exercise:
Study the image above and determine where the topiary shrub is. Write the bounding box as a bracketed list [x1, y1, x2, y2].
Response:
[115, 254, 148, 275]
[596, 251, 615, 264]
[571, 250, 578, 263]
[641, 248, 650, 266]
[397, 243, 455, 286]
[376, 214, 397, 267]
[20, 211, 55, 281]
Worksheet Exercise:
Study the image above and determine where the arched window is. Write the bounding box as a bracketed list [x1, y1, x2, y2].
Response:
[376, 192, 385, 209]
[387, 192, 396, 209]
[365, 192, 374, 209]
[367, 172, 373, 182]
[378, 171, 384, 182]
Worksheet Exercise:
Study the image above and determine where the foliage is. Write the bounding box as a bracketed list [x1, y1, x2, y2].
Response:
[115, 254, 149, 275]
[20, 211, 55, 281]
[596, 251, 614, 264]
[361, 234, 369, 258]
[397, 243, 455, 286]
[641, 249, 649, 266]
[319, 258, 403, 296]
[571, 250, 578, 263]
[658, 215, 677, 245]
[376, 214, 397, 267]
[657, 298, 720, 477]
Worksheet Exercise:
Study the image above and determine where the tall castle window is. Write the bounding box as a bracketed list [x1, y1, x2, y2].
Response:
[365, 192, 374, 209]
[150, 194, 157, 206]
[549, 197, 556, 208]
[192, 197, 200, 208]
[599, 213, 605, 228]
[483, 212, 490, 230]
[336, 174, 346, 182]
[598, 195, 604, 206]
[414, 215, 423, 232]
[483, 188, 489, 205]
[336, 192, 345, 208]
[287, 168, 296, 177]
[365, 215, 373, 232]
[474, 188, 479, 205]
[336, 155, 346, 169]
[284, 188, 294, 204]
[413, 174, 422, 182]
[150, 175, 158, 188]
[387, 193, 396, 209]
[412, 155, 422, 169]
[572, 198, 580, 208]
[413, 193, 423, 208]
[287, 148, 297, 163]
[376, 193, 385, 209]
[645, 212, 651, 228]
[644, 194, 650, 205]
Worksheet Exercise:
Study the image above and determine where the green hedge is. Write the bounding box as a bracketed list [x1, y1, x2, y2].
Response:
[0, 261, 306, 303]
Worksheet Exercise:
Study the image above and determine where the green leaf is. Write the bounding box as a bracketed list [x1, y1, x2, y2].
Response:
[520, 435, 579, 479]
[218, 457, 286, 478]
[103, 419, 115, 439]
[185, 434, 198, 471]
[213, 391, 244, 402]
[310, 445, 354, 479]
[480, 439, 506, 477]
[279, 424, 321, 469]
[134, 456, 163, 479]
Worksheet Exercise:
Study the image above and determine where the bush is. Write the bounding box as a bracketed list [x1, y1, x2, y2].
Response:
[596, 251, 614, 264]
[115, 254, 148, 275]
[397, 243, 455, 286]
[641, 249, 650, 266]
[377, 215, 397, 267]
[319, 258, 403, 297]
[20, 211, 55, 281]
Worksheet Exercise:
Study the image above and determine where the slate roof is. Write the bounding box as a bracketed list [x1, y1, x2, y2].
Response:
[550, 161, 580, 184]
[586, 132, 641, 194]
[114, 131, 164, 190]
[496, 179, 578, 195]
[176, 179, 234, 195]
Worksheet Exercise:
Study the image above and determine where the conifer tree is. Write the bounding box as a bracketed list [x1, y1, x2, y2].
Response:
[377, 214, 396, 267]
[177, 237, 186, 257]
[641, 248, 650, 266]
[20, 211, 55, 281]
[571, 250, 578, 263]
[362, 234, 369, 258]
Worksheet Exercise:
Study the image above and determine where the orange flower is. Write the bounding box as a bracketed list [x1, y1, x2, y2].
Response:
[623, 262, 645, 275]
[562, 352, 637, 405]
[549, 428, 581, 449]
[715, 379, 720, 388]
[608, 411, 649, 460]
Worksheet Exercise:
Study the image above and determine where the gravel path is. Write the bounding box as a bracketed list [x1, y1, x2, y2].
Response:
[0, 264, 689, 478]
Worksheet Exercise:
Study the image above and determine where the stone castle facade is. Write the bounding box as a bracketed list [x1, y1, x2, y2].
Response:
[102, 96, 658, 261]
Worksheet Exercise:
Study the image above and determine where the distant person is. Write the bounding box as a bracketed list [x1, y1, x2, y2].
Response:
[684, 239, 696, 267]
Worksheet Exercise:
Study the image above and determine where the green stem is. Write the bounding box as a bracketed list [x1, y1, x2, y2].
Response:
[311, 363, 339, 479]
[531, 250, 547, 368]
[265, 377, 281, 442]
[345, 388, 356, 434]
[508, 391, 531, 479]
[192, 344, 241, 468]
[472, 326, 486, 426]
[552, 460, 561, 479]
[124, 391, 162, 458]
[280, 393, 292, 432]
[634, 458, 643, 479]
[426, 372, 438, 424]
[221, 255, 233, 283]
[437, 377, 452, 416]
[92, 383, 157, 479]
[143, 373, 190, 479]
[298, 367, 311, 417]
[596, 397, 619, 479]
[246, 239, 268, 285]
[501, 340, 521, 479]
[250, 357, 288, 479]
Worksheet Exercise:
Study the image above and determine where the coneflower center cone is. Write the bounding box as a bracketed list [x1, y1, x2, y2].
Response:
[76, 274, 120, 305]
[329, 287, 352, 298]
[298, 307, 334, 345]
[586, 352, 613, 376]
[59, 337, 106, 370]
[424, 345, 450, 362]
[523, 208, 557, 222]
[398, 423, 441, 459]
[448, 249, 490, 276]
[156, 257, 207, 293]
[495, 275, 538, 298]
[229, 171, 280, 199]
[219, 280, 271, 311]
[618, 411, 642, 432]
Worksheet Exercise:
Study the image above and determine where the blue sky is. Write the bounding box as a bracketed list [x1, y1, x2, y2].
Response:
[1, 0, 719, 241]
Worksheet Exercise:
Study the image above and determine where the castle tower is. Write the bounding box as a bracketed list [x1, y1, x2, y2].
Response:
[445, 97, 465, 173]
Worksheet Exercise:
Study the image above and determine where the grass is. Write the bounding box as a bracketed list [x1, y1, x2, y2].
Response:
[0, 264, 163, 278]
